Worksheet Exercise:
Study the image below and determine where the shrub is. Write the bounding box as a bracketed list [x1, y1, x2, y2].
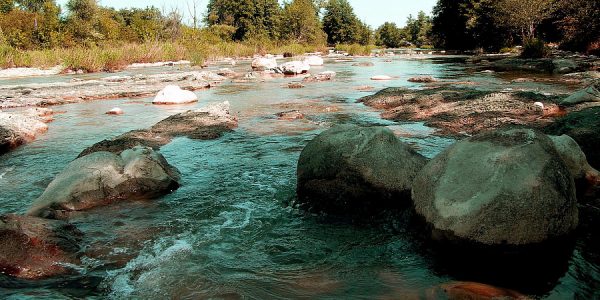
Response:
[521, 39, 550, 58]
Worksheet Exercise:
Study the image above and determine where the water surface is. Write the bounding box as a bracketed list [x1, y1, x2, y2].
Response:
[0, 57, 597, 299]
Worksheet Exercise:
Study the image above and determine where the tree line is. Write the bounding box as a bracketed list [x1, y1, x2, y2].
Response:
[0, 0, 433, 51]
[431, 0, 600, 55]
[0, 0, 598, 55]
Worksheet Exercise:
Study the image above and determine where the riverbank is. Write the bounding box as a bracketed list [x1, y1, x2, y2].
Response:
[0, 42, 374, 74]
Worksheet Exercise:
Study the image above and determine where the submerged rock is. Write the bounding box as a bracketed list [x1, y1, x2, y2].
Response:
[28, 146, 181, 218]
[153, 85, 198, 105]
[408, 76, 437, 83]
[0, 112, 49, 154]
[276, 110, 305, 120]
[412, 128, 578, 246]
[433, 281, 528, 300]
[352, 62, 374, 67]
[489, 57, 593, 74]
[544, 107, 600, 170]
[297, 125, 427, 215]
[0, 214, 82, 279]
[79, 102, 238, 157]
[302, 71, 336, 83]
[288, 82, 305, 89]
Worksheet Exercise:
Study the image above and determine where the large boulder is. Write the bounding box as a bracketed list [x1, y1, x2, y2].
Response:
[297, 125, 428, 214]
[0, 215, 82, 279]
[0, 112, 49, 154]
[550, 134, 600, 199]
[544, 107, 600, 170]
[412, 128, 578, 246]
[559, 80, 600, 106]
[251, 57, 278, 71]
[280, 61, 310, 75]
[28, 146, 181, 219]
[152, 85, 198, 105]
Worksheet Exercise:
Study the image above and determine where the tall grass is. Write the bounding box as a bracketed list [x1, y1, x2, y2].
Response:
[0, 40, 365, 73]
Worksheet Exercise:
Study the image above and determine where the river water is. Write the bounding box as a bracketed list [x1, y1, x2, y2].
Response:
[0, 57, 598, 299]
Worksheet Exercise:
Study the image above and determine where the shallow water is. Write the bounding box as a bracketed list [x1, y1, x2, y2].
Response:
[0, 57, 598, 299]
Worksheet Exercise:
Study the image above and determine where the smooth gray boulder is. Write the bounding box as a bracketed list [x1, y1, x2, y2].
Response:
[28, 146, 180, 218]
[412, 128, 578, 245]
[297, 125, 428, 214]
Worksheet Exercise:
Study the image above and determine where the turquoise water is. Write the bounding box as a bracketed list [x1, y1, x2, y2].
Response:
[0, 57, 597, 299]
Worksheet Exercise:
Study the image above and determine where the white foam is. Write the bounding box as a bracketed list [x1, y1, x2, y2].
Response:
[103, 238, 193, 299]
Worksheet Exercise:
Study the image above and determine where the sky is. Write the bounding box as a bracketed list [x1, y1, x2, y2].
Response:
[55, 0, 437, 28]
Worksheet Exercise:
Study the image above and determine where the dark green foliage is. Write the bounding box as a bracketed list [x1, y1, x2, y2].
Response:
[405, 11, 432, 47]
[322, 0, 361, 45]
[206, 0, 281, 41]
[521, 39, 549, 58]
[0, 0, 14, 13]
[280, 0, 325, 44]
[376, 22, 404, 48]
[431, 0, 599, 54]
[553, 0, 600, 54]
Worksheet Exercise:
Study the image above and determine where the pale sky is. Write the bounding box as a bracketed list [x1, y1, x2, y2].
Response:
[55, 0, 437, 28]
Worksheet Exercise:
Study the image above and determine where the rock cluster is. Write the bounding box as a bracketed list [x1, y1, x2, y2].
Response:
[297, 126, 597, 247]
[79, 101, 238, 157]
[1, 101, 237, 280]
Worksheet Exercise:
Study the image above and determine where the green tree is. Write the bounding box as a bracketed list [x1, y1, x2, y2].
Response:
[322, 0, 360, 45]
[280, 0, 325, 44]
[356, 20, 373, 45]
[431, 0, 477, 50]
[206, 0, 281, 41]
[65, 0, 100, 43]
[553, 0, 599, 53]
[0, 0, 14, 13]
[376, 22, 403, 48]
[495, 0, 556, 41]
[405, 11, 432, 47]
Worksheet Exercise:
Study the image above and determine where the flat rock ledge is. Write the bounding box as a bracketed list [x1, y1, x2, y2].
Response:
[0, 109, 54, 154]
[358, 86, 569, 136]
[78, 101, 238, 158]
[0, 71, 225, 109]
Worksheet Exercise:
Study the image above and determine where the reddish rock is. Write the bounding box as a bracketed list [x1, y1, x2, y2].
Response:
[436, 281, 529, 300]
[0, 215, 82, 280]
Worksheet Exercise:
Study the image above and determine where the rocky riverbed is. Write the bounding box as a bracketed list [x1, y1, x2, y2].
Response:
[1, 53, 600, 299]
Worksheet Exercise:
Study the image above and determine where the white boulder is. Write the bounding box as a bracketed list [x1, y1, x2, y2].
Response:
[153, 85, 198, 105]
[106, 107, 124, 115]
[371, 75, 393, 81]
[251, 57, 278, 71]
[280, 61, 311, 75]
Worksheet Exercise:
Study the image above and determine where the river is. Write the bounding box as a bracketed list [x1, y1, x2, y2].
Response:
[0, 56, 598, 299]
